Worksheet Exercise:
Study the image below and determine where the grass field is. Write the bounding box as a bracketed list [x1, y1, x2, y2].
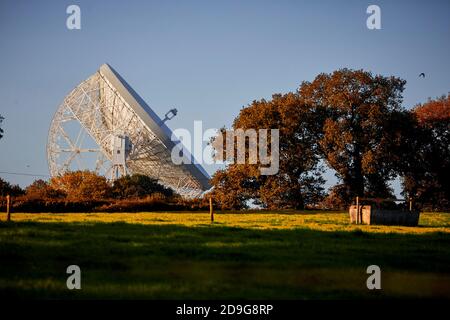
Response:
[0, 211, 449, 299]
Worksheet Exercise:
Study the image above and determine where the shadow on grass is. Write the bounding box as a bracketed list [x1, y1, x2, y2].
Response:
[0, 221, 449, 299]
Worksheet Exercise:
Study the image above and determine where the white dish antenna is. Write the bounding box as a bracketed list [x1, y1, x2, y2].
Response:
[47, 64, 210, 198]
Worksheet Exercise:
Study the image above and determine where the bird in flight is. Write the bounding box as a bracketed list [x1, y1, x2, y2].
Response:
[419, 73, 425, 78]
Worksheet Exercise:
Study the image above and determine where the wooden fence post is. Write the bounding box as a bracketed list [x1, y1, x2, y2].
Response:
[356, 196, 359, 224]
[6, 194, 11, 222]
[209, 196, 214, 223]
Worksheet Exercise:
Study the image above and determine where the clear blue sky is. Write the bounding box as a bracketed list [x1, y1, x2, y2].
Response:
[0, 0, 449, 193]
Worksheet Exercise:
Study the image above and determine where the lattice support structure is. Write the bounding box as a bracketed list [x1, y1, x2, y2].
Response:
[47, 64, 210, 198]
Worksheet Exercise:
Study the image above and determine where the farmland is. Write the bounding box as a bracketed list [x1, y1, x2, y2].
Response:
[0, 211, 449, 299]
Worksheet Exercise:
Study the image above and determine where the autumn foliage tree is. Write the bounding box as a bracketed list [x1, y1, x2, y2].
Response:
[402, 94, 450, 209]
[50, 170, 111, 201]
[210, 166, 257, 210]
[211, 92, 325, 209]
[211, 69, 420, 209]
[25, 179, 65, 200]
[299, 69, 407, 204]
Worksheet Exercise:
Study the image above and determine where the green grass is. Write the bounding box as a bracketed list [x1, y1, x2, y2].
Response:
[0, 211, 449, 299]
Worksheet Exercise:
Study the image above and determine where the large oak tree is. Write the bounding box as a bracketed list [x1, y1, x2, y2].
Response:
[211, 92, 325, 209]
[299, 69, 407, 204]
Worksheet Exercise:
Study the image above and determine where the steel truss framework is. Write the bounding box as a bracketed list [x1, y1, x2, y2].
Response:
[47, 65, 209, 198]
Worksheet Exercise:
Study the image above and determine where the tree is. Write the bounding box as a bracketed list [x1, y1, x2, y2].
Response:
[0, 177, 24, 196]
[211, 92, 325, 209]
[25, 179, 65, 200]
[299, 69, 406, 204]
[414, 94, 450, 125]
[210, 167, 256, 210]
[50, 171, 111, 200]
[402, 94, 450, 209]
[111, 174, 173, 199]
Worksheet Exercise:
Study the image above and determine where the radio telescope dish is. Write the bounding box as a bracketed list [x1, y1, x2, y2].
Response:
[47, 64, 210, 198]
